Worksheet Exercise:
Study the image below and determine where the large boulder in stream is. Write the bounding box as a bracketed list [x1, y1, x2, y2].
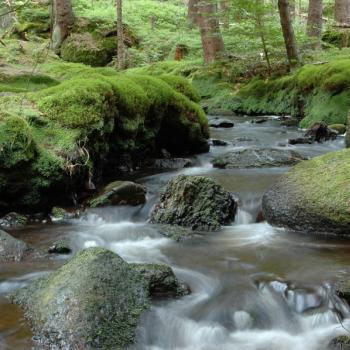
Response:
[0, 230, 39, 262]
[149, 175, 237, 231]
[10, 247, 188, 349]
[212, 148, 306, 169]
[89, 181, 146, 208]
[262, 149, 350, 234]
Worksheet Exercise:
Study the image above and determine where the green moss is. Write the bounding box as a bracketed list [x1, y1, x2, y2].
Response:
[159, 75, 200, 102]
[230, 59, 350, 127]
[0, 116, 36, 168]
[329, 124, 347, 134]
[284, 149, 350, 226]
[0, 74, 59, 93]
[60, 33, 115, 67]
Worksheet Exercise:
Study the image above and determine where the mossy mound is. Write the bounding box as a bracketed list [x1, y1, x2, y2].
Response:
[230, 59, 350, 128]
[262, 149, 350, 234]
[0, 65, 208, 213]
[10, 247, 187, 349]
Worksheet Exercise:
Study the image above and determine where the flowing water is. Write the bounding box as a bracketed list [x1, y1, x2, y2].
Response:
[1, 115, 350, 350]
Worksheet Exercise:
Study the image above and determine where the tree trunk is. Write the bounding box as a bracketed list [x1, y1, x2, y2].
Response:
[306, 0, 323, 47]
[188, 0, 199, 25]
[51, 0, 74, 51]
[335, 0, 350, 25]
[278, 0, 299, 66]
[335, 0, 350, 48]
[196, 0, 225, 64]
[220, 0, 230, 28]
[116, 0, 124, 70]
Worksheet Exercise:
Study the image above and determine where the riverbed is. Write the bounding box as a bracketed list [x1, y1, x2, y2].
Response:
[1, 115, 349, 350]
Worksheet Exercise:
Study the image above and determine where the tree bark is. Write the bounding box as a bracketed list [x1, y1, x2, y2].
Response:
[278, 0, 299, 66]
[335, 0, 350, 48]
[196, 0, 225, 64]
[188, 0, 199, 25]
[335, 0, 350, 25]
[116, 0, 124, 70]
[220, 0, 230, 28]
[51, 0, 74, 51]
[306, 0, 323, 46]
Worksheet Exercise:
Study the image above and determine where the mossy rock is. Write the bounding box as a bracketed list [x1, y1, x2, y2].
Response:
[150, 175, 237, 231]
[10, 247, 187, 349]
[61, 32, 116, 67]
[329, 124, 347, 134]
[14, 0, 50, 37]
[0, 68, 208, 212]
[89, 181, 146, 208]
[262, 149, 350, 234]
[0, 212, 28, 228]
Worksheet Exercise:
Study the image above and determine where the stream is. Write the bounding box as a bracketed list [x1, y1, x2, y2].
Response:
[1, 115, 350, 350]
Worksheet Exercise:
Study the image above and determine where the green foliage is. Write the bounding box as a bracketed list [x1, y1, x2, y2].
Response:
[230, 58, 350, 127]
[0, 115, 36, 168]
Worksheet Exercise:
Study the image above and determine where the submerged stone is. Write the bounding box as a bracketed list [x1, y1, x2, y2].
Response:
[149, 175, 237, 231]
[10, 247, 188, 349]
[212, 148, 306, 169]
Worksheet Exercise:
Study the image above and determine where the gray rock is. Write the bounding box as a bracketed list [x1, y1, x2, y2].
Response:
[89, 181, 146, 208]
[0, 230, 38, 262]
[131, 263, 190, 298]
[212, 148, 306, 169]
[152, 158, 193, 169]
[48, 240, 72, 254]
[209, 118, 234, 128]
[212, 139, 230, 146]
[149, 175, 237, 231]
[10, 247, 187, 349]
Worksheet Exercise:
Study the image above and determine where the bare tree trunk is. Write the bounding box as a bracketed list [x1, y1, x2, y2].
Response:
[278, 0, 299, 66]
[335, 0, 350, 48]
[51, 0, 74, 51]
[196, 0, 225, 64]
[306, 0, 323, 47]
[116, 0, 124, 70]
